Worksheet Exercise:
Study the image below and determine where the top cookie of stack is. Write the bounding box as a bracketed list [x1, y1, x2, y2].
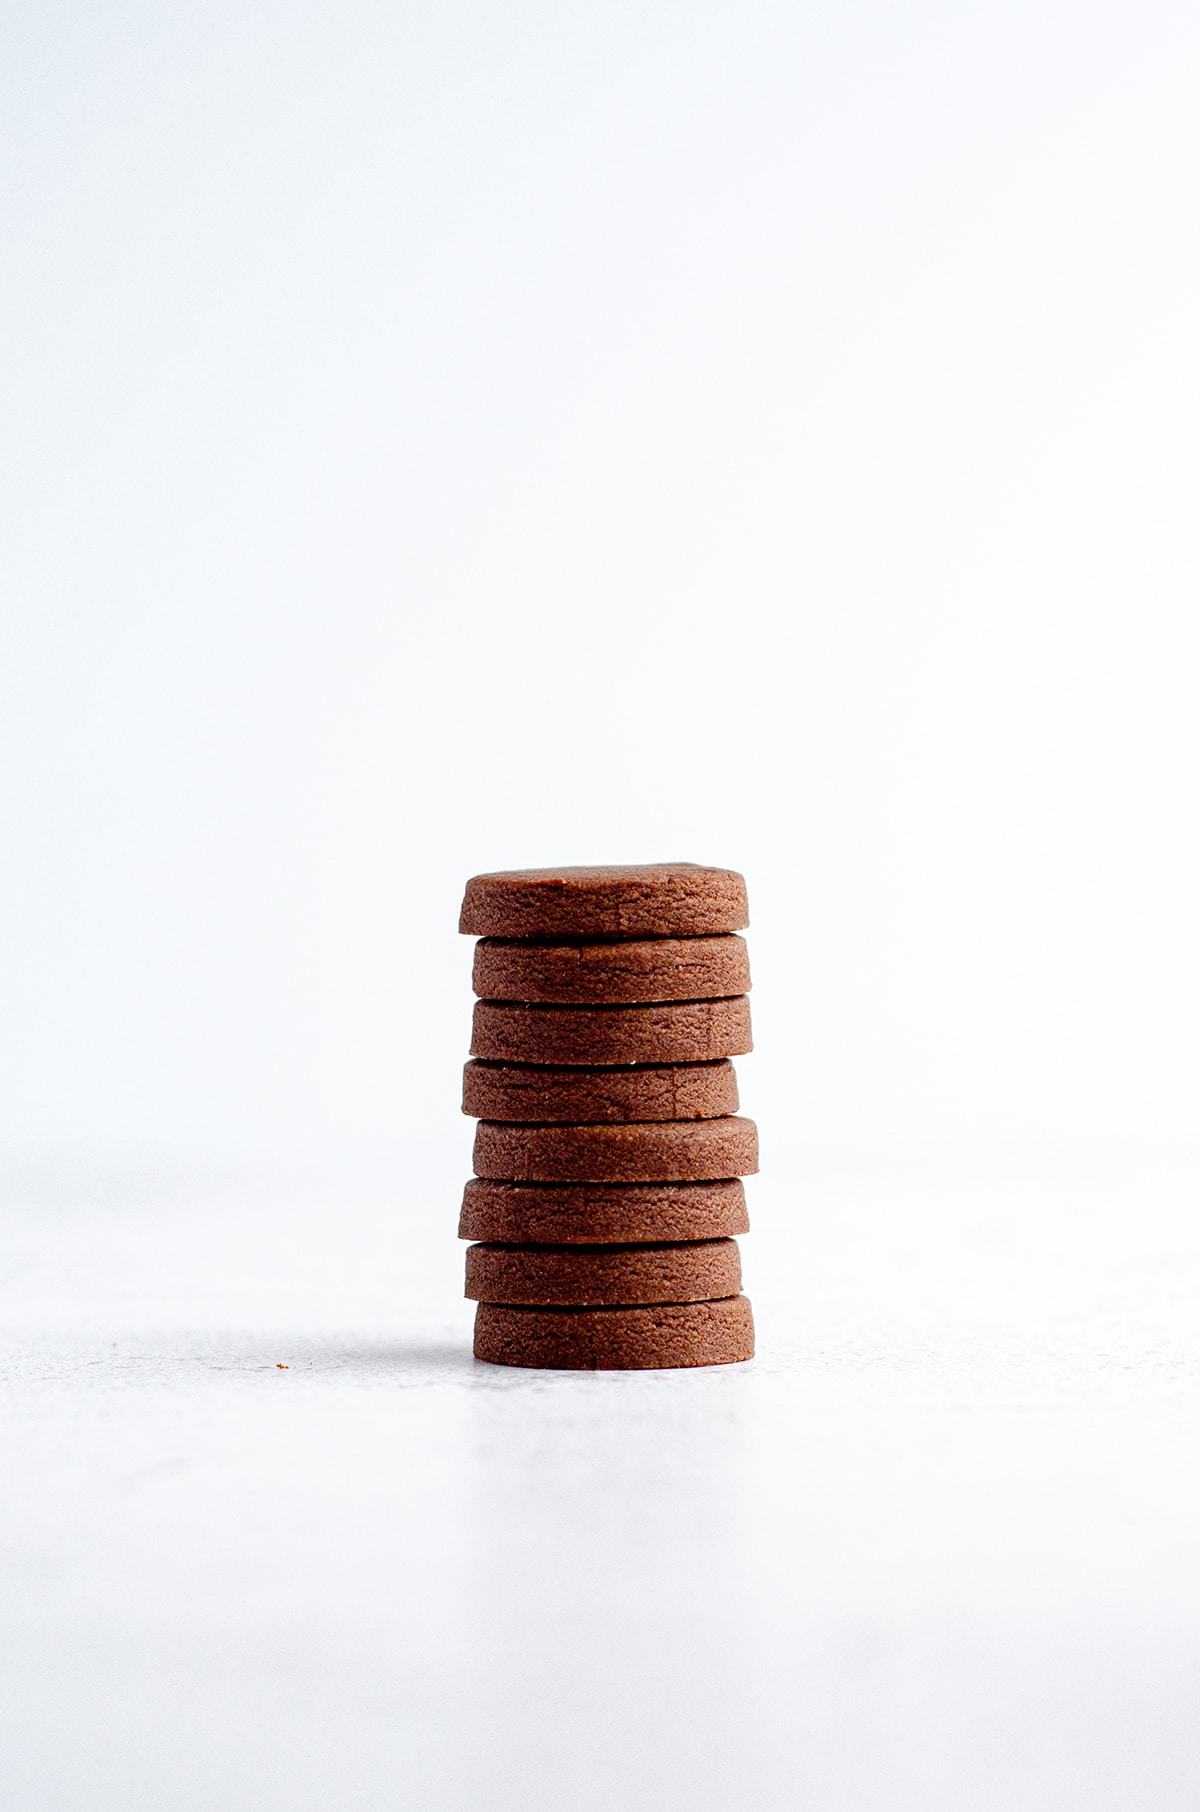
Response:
[460, 864, 757, 1370]
[460, 862, 750, 942]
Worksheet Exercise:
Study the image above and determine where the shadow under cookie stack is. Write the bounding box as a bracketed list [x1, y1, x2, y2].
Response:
[458, 864, 757, 1369]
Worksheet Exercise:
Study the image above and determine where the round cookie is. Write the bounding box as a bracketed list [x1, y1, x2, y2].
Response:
[459, 864, 748, 940]
[473, 1295, 755, 1369]
[471, 997, 751, 1066]
[473, 935, 751, 1005]
[459, 1177, 750, 1244]
[472, 1115, 758, 1183]
[465, 1237, 741, 1306]
[462, 1059, 738, 1124]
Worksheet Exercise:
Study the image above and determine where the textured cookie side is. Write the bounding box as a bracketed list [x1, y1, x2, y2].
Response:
[470, 996, 752, 1066]
[465, 1237, 742, 1305]
[473, 1296, 755, 1369]
[472, 935, 751, 1004]
[459, 864, 749, 939]
[472, 1115, 759, 1182]
[462, 1059, 738, 1124]
[458, 1178, 750, 1244]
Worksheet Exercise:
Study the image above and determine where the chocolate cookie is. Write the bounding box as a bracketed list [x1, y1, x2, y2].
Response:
[465, 1238, 742, 1305]
[471, 997, 752, 1066]
[472, 935, 751, 1005]
[473, 1295, 755, 1368]
[459, 865, 749, 940]
[459, 1177, 750, 1244]
[472, 1115, 758, 1183]
[462, 1059, 738, 1124]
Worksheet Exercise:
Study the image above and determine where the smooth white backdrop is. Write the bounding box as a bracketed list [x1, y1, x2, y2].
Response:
[3, 0, 1199, 1183]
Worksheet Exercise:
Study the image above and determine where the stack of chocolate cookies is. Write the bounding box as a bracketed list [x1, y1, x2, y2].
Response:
[458, 864, 757, 1369]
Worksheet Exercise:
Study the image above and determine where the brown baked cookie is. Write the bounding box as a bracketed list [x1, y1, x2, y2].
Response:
[459, 1177, 750, 1244]
[472, 935, 751, 1005]
[471, 996, 751, 1066]
[462, 1059, 738, 1124]
[459, 864, 748, 940]
[472, 1115, 758, 1183]
[474, 1295, 755, 1369]
[465, 1238, 741, 1305]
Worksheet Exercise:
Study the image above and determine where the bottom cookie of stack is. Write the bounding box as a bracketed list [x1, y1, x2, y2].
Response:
[474, 1296, 754, 1370]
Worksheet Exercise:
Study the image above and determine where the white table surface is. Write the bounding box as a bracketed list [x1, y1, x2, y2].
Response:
[4, 1156, 1200, 1811]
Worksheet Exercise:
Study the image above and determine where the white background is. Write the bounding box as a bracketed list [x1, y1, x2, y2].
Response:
[3, 4, 1200, 1808]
